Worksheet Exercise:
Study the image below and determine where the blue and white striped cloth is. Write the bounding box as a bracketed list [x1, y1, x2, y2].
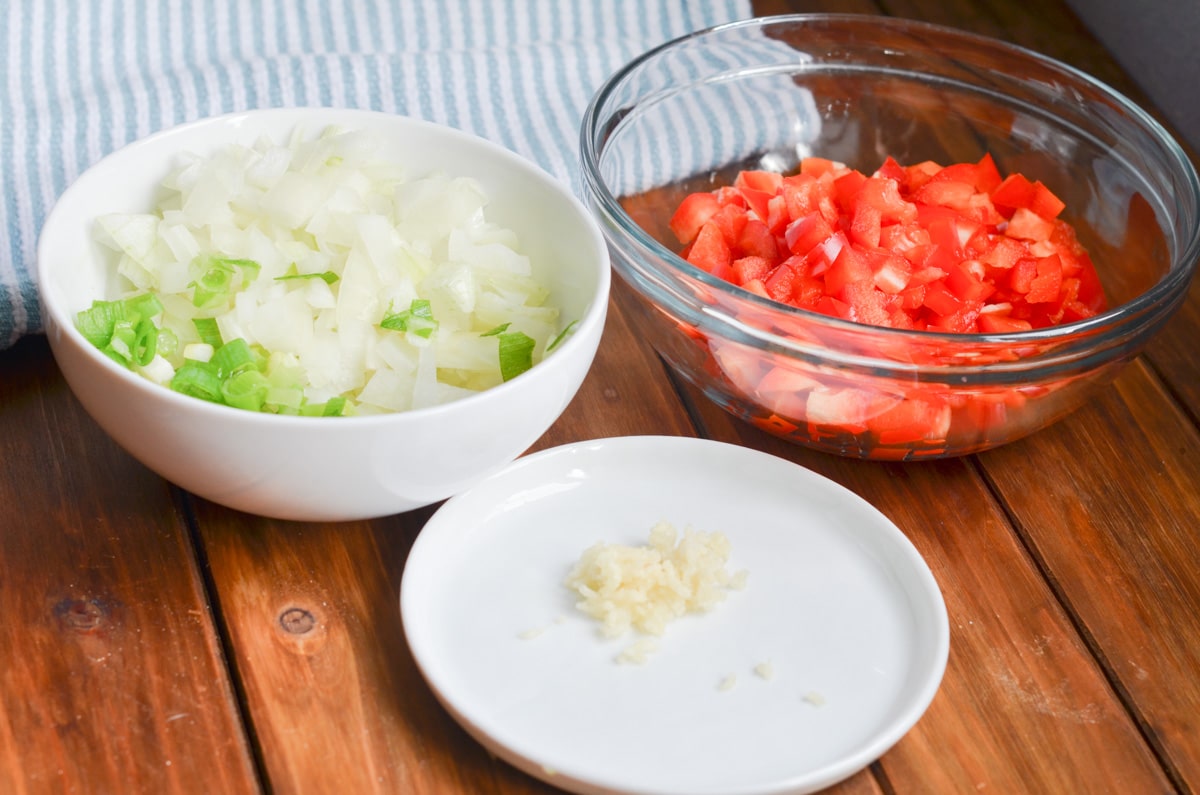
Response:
[0, 0, 750, 349]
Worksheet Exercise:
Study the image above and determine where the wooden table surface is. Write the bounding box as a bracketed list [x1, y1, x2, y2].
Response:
[3, 1, 1199, 793]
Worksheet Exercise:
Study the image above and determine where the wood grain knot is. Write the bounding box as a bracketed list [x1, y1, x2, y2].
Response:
[279, 607, 317, 635]
[53, 598, 108, 633]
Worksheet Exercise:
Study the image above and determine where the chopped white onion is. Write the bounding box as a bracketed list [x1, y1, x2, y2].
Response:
[95, 126, 565, 414]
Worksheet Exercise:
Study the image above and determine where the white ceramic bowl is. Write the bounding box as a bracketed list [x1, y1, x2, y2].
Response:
[38, 108, 610, 521]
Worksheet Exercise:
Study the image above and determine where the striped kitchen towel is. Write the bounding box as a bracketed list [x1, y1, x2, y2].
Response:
[0, 0, 751, 349]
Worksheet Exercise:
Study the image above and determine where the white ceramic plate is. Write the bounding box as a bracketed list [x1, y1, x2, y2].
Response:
[400, 436, 949, 795]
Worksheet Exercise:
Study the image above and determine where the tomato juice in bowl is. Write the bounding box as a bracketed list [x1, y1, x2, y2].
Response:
[581, 14, 1200, 460]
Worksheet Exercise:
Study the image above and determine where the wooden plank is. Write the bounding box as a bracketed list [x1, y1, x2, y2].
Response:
[979, 361, 1200, 790]
[1145, 280, 1200, 418]
[190, 507, 453, 794]
[0, 336, 260, 795]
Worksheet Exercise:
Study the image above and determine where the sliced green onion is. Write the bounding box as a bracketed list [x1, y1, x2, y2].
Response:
[263, 385, 304, 412]
[188, 254, 260, 307]
[125, 292, 164, 321]
[107, 319, 137, 363]
[76, 293, 165, 355]
[497, 330, 535, 382]
[546, 319, 579, 352]
[322, 396, 347, 416]
[170, 359, 224, 403]
[210, 339, 257, 379]
[480, 322, 511, 337]
[189, 258, 234, 307]
[381, 298, 438, 339]
[224, 257, 261, 278]
[75, 300, 126, 348]
[131, 317, 159, 366]
[299, 395, 349, 417]
[220, 369, 270, 412]
[192, 317, 223, 348]
[275, 270, 338, 284]
[155, 327, 179, 359]
[100, 347, 129, 367]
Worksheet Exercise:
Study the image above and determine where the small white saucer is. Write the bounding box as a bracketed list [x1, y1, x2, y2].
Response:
[400, 435, 949, 795]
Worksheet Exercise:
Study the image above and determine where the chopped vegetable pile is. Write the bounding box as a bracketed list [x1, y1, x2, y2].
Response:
[77, 126, 573, 416]
[670, 154, 1107, 333]
[664, 155, 1112, 457]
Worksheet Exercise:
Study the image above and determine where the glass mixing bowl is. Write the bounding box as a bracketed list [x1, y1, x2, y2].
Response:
[581, 14, 1200, 459]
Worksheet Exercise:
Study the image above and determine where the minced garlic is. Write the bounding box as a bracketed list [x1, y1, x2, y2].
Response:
[564, 521, 746, 661]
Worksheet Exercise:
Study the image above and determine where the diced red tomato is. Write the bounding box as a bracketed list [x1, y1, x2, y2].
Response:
[841, 279, 892, 327]
[1030, 181, 1066, 219]
[668, 191, 720, 245]
[922, 280, 964, 317]
[899, 283, 927, 311]
[735, 170, 784, 194]
[1026, 254, 1063, 304]
[849, 200, 883, 248]
[980, 236, 1025, 271]
[763, 262, 796, 303]
[732, 255, 773, 285]
[666, 154, 1109, 452]
[874, 156, 907, 183]
[737, 218, 779, 261]
[784, 213, 834, 256]
[764, 194, 790, 234]
[688, 221, 732, 278]
[803, 230, 848, 277]
[714, 186, 746, 208]
[834, 169, 869, 209]
[1006, 207, 1055, 242]
[824, 244, 872, 296]
[739, 187, 774, 224]
[904, 160, 943, 191]
[799, 157, 844, 178]
[867, 249, 912, 294]
[858, 176, 918, 224]
[741, 278, 769, 299]
[972, 153, 1004, 193]
[989, 173, 1037, 214]
[914, 179, 977, 214]
[676, 156, 1104, 336]
[879, 222, 931, 255]
[710, 203, 748, 247]
[944, 260, 995, 304]
[805, 388, 900, 433]
[866, 397, 952, 444]
[977, 312, 1034, 333]
[1008, 258, 1038, 295]
[781, 173, 821, 219]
